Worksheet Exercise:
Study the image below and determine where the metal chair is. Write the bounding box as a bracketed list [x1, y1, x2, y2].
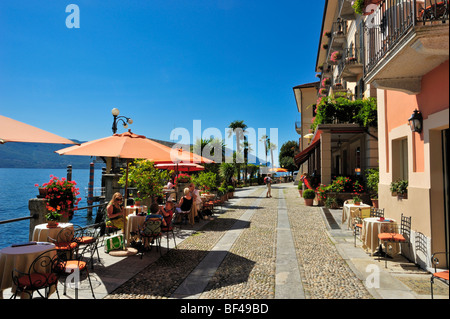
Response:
[352, 208, 364, 247]
[47, 227, 79, 258]
[430, 252, 449, 299]
[370, 207, 385, 218]
[53, 239, 96, 299]
[377, 214, 411, 268]
[161, 214, 177, 251]
[11, 248, 60, 299]
[73, 224, 101, 269]
[138, 215, 163, 258]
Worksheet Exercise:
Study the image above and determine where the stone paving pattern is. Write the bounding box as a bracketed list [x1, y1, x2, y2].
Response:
[107, 184, 374, 299]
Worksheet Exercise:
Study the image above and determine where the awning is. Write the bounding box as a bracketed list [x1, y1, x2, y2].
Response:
[295, 130, 322, 166]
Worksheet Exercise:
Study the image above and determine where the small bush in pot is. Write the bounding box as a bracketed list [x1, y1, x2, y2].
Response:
[303, 189, 315, 206]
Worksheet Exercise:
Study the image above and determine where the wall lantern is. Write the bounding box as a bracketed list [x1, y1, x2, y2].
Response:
[408, 109, 423, 133]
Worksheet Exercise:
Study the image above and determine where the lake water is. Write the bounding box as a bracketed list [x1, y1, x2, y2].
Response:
[0, 167, 105, 249]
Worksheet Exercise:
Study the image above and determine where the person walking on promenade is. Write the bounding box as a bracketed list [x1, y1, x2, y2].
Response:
[265, 174, 272, 198]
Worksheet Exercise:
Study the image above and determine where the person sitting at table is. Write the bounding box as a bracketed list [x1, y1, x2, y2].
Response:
[175, 188, 193, 224]
[160, 201, 174, 231]
[106, 192, 125, 229]
[146, 203, 163, 222]
[165, 179, 174, 189]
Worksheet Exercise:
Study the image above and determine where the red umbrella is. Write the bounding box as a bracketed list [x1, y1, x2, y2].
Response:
[155, 163, 205, 172]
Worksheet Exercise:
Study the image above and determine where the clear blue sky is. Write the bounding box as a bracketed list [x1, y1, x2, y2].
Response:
[0, 0, 324, 165]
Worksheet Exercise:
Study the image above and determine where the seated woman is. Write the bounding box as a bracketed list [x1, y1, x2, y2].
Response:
[106, 192, 125, 229]
[175, 188, 193, 224]
[160, 201, 174, 231]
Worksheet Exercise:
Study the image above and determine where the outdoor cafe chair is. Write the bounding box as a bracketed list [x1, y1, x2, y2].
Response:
[370, 207, 385, 218]
[11, 249, 60, 299]
[430, 251, 449, 299]
[138, 215, 163, 259]
[377, 213, 411, 268]
[161, 215, 177, 251]
[53, 239, 96, 299]
[73, 224, 101, 269]
[352, 208, 364, 247]
[47, 227, 79, 258]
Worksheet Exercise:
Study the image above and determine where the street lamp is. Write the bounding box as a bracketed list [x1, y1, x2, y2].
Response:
[111, 108, 133, 134]
[408, 109, 423, 133]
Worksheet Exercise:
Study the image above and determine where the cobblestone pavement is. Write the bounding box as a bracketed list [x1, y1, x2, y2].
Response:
[283, 186, 372, 299]
[106, 184, 374, 299]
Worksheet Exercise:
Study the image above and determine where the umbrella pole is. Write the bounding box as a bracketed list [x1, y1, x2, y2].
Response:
[123, 159, 129, 250]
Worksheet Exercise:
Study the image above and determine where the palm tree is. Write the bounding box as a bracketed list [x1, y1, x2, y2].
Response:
[227, 120, 247, 157]
[259, 134, 269, 167]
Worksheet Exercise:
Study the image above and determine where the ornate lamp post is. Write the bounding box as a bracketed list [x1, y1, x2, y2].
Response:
[111, 108, 133, 134]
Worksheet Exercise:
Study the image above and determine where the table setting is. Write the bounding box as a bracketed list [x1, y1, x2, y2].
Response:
[361, 217, 399, 256]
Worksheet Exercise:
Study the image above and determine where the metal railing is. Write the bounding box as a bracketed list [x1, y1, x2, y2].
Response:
[364, 0, 449, 75]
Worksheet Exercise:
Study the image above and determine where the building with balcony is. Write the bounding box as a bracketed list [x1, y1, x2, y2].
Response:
[292, 82, 320, 182]
[362, 0, 449, 269]
[293, 0, 448, 270]
[293, 0, 379, 186]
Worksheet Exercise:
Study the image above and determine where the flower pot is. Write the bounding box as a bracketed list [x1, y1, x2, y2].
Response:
[37, 187, 47, 198]
[371, 199, 379, 208]
[135, 201, 142, 206]
[299, 190, 303, 197]
[46, 220, 59, 228]
[354, 201, 361, 205]
[304, 198, 314, 206]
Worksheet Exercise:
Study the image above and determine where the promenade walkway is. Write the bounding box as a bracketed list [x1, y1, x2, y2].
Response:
[5, 184, 447, 300]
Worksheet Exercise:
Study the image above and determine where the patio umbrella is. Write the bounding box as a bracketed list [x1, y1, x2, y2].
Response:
[270, 167, 288, 173]
[155, 163, 205, 172]
[55, 130, 213, 248]
[0, 114, 77, 145]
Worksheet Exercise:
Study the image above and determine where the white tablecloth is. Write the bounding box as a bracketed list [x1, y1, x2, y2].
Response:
[32, 223, 74, 243]
[125, 205, 147, 216]
[342, 203, 371, 229]
[0, 243, 55, 298]
[125, 214, 146, 245]
[361, 217, 399, 255]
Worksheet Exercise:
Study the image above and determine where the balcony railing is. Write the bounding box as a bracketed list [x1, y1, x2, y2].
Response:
[364, 0, 449, 75]
[338, 47, 364, 80]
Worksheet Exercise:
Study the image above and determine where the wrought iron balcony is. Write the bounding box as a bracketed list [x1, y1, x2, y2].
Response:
[338, 47, 364, 81]
[363, 0, 449, 92]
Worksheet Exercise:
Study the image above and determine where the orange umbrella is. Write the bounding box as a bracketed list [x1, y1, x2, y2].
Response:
[270, 167, 288, 173]
[55, 130, 214, 164]
[55, 130, 214, 248]
[0, 114, 77, 145]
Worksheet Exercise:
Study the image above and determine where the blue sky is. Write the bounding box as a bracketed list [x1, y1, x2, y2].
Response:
[0, 0, 324, 165]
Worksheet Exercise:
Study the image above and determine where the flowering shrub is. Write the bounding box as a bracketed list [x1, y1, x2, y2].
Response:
[319, 88, 328, 95]
[316, 184, 329, 202]
[118, 159, 170, 200]
[175, 173, 192, 184]
[321, 78, 331, 86]
[352, 180, 365, 202]
[36, 175, 81, 220]
[330, 51, 342, 62]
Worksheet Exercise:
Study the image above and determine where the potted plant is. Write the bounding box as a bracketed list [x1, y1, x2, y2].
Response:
[323, 30, 332, 38]
[303, 189, 316, 206]
[330, 51, 342, 63]
[365, 168, 379, 208]
[34, 183, 48, 198]
[352, 193, 362, 205]
[315, 184, 328, 206]
[298, 182, 303, 197]
[325, 196, 340, 209]
[118, 159, 170, 204]
[319, 88, 328, 96]
[40, 175, 81, 222]
[321, 78, 331, 86]
[352, 0, 382, 15]
[322, 43, 329, 50]
[352, 180, 364, 205]
[45, 211, 62, 228]
[397, 179, 408, 199]
[390, 180, 398, 196]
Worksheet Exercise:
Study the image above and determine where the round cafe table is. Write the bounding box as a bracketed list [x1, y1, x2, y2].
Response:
[0, 242, 55, 299]
[32, 222, 74, 243]
[125, 213, 146, 245]
[125, 205, 147, 216]
[342, 203, 371, 229]
[361, 217, 399, 256]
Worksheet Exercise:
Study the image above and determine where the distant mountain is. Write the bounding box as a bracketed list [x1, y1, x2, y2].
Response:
[0, 138, 266, 169]
[0, 140, 97, 169]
